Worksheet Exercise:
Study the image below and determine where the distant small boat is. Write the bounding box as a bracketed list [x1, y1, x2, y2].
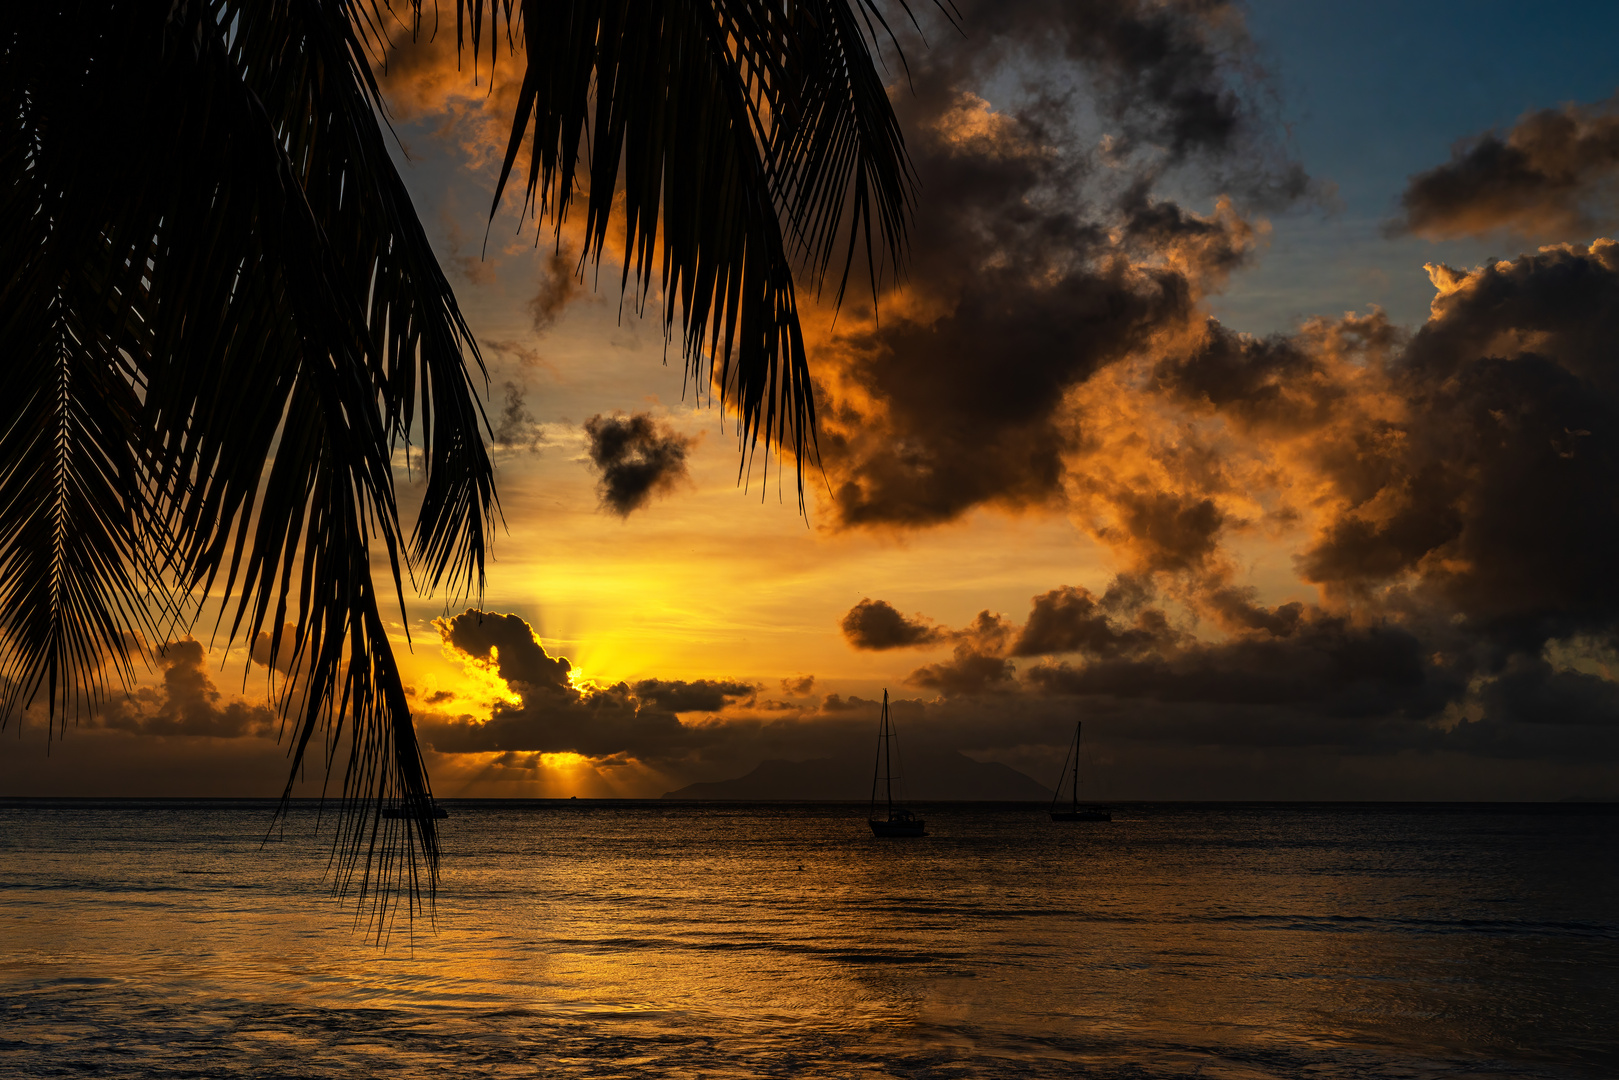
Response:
[381, 799, 448, 820]
[869, 689, 926, 837]
[1050, 719, 1111, 822]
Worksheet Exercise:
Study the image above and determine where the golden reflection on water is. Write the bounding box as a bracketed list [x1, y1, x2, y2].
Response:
[1, 801, 1616, 1078]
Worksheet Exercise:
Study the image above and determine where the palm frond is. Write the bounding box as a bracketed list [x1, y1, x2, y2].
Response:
[0, 5, 171, 725]
[0, 0, 492, 918]
[477, 0, 920, 499]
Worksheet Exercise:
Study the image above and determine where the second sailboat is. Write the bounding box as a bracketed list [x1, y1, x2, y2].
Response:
[1050, 719, 1112, 822]
[869, 689, 926, 836]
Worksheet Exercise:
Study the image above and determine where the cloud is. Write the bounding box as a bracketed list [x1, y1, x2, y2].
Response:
[631, 679, 759, 713]
[1150, 318, 1357, 436]
[1025, 613, 1457, 721]
[423, 611, 688, 758]
[903, 610, 1018, 697]
[1394, 96, 1619, 241]
[434, 610, 572, 693]
[805, 66, 1619, 765]
[1303, 243, 1619, 638]
[909, 645, 1018, 696]
[374, 31, 522, 171]
[491, 381, 546, 454]
[1054, 240, 1619, 736]
[530, 244, 583, 333]
[582, 413, 694, 516]
[839, 599, 946, 650]
[1012, 581, 1178, 658]
[780, 675, 816, 696]
[420, 611, 771, 761]
[806, 0, 1313, 530]
[97, 639, 276, 738]
[410, 594, 1618, 798]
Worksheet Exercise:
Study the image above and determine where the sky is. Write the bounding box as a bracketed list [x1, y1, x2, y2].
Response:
[7, 0, 1619, 801]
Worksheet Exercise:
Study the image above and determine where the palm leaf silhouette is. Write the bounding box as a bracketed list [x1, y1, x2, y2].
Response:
[0, 0, 917, 920]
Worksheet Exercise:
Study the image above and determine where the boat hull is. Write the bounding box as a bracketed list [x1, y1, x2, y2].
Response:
[869, 819, 927, 837]
[1050, 808, 1111, 822]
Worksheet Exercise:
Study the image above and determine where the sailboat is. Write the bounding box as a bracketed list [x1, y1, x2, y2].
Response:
[1050, 720, 1111, 822]
[869, 689, 926, 837]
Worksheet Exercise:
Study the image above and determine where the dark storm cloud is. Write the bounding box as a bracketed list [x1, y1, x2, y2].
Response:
[98, 640, 276, 738]
[1051, 240, 1619, 735]
[873, 583, 1457, 719]
[817, 0, 1309, 530]
[1117, 180, 1256, 274]
[1025, 614, 1459, 720]
[583, 412, 694, 517]
[959, 0, 1304, 185]
[1303, 244, 1619, 648]
[1096, 242, 1619, 700]
[840, 599, 946, 650]
[1394, 97, 1619, 241]
[1476, 655, 1619, 727]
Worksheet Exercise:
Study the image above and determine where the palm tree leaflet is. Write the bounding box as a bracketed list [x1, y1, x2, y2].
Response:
[0, 0, 918, 919]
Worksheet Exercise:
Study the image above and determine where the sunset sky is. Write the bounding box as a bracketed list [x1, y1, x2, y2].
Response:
[8, 0, 1619, 801]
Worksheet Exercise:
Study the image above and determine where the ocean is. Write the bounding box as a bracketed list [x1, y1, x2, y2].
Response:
[1, 800, 1614, 1079]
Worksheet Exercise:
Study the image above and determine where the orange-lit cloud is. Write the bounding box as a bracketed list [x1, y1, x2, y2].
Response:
[1394, 96, 1619, 241]
[792, 0, 1305, 533]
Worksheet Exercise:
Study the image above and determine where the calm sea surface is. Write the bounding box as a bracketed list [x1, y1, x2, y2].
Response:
[0, 800, 1615, 1079]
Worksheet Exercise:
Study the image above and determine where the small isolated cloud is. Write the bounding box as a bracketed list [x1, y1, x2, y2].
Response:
[530, 245, 583, 333]
[491, 381, 545, 454]
[1394, 96, 1619, 241]
[481, 338, 553, 372]
[840, 599, 946, 650]
[781, 675, 816, 696]
[583, 413, 694, 516]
